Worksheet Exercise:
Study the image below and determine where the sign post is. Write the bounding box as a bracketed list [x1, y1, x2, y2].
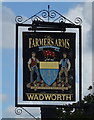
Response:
[15, 5, 82, 119]
[41, 106, 57, 120]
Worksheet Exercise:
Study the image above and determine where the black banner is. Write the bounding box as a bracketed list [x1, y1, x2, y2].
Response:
[23, 32, 76, 101]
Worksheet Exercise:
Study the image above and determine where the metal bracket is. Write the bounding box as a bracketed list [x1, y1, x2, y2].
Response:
[15, 5, 82, 26]
[15, 107, 37, 120]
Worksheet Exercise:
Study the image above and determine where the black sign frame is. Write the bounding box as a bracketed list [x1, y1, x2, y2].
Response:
[15, 23, 82, 107]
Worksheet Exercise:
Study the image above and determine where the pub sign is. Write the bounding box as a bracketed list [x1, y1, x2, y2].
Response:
[22, 32, 76, 101]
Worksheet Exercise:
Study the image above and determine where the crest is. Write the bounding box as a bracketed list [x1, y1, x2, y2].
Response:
[39, 62, 59, 86]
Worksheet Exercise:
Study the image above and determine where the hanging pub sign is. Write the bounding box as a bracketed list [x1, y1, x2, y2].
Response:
[23, 32, 76, 101]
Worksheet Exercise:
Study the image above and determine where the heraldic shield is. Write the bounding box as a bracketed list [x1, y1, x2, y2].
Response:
[40, 62, 59, 86]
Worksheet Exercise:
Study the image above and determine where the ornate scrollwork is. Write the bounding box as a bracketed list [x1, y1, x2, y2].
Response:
[15, 6, 82, 26]
[59, 17, 66, 23]
[15, 107, 37, 119]
[33, 16, 44, 22]
[15, 16, 23, 23]
[41, 10, 48, 18]
[49, 10, 56, 18]
[33, 16, 40, 21]
[15, 107, 22, 115]
[75, 17, 82, 25]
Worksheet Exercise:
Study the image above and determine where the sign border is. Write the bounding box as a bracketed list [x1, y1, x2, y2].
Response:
[15, 23, 82, 107]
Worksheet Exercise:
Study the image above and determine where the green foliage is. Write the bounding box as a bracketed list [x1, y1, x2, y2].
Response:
[56, 94, 94, 120]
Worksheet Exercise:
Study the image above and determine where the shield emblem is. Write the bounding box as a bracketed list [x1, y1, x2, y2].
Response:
[40, 62, 59, 86]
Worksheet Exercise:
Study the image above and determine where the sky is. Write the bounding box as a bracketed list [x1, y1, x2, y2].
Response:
[1, 1, 93, 119]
